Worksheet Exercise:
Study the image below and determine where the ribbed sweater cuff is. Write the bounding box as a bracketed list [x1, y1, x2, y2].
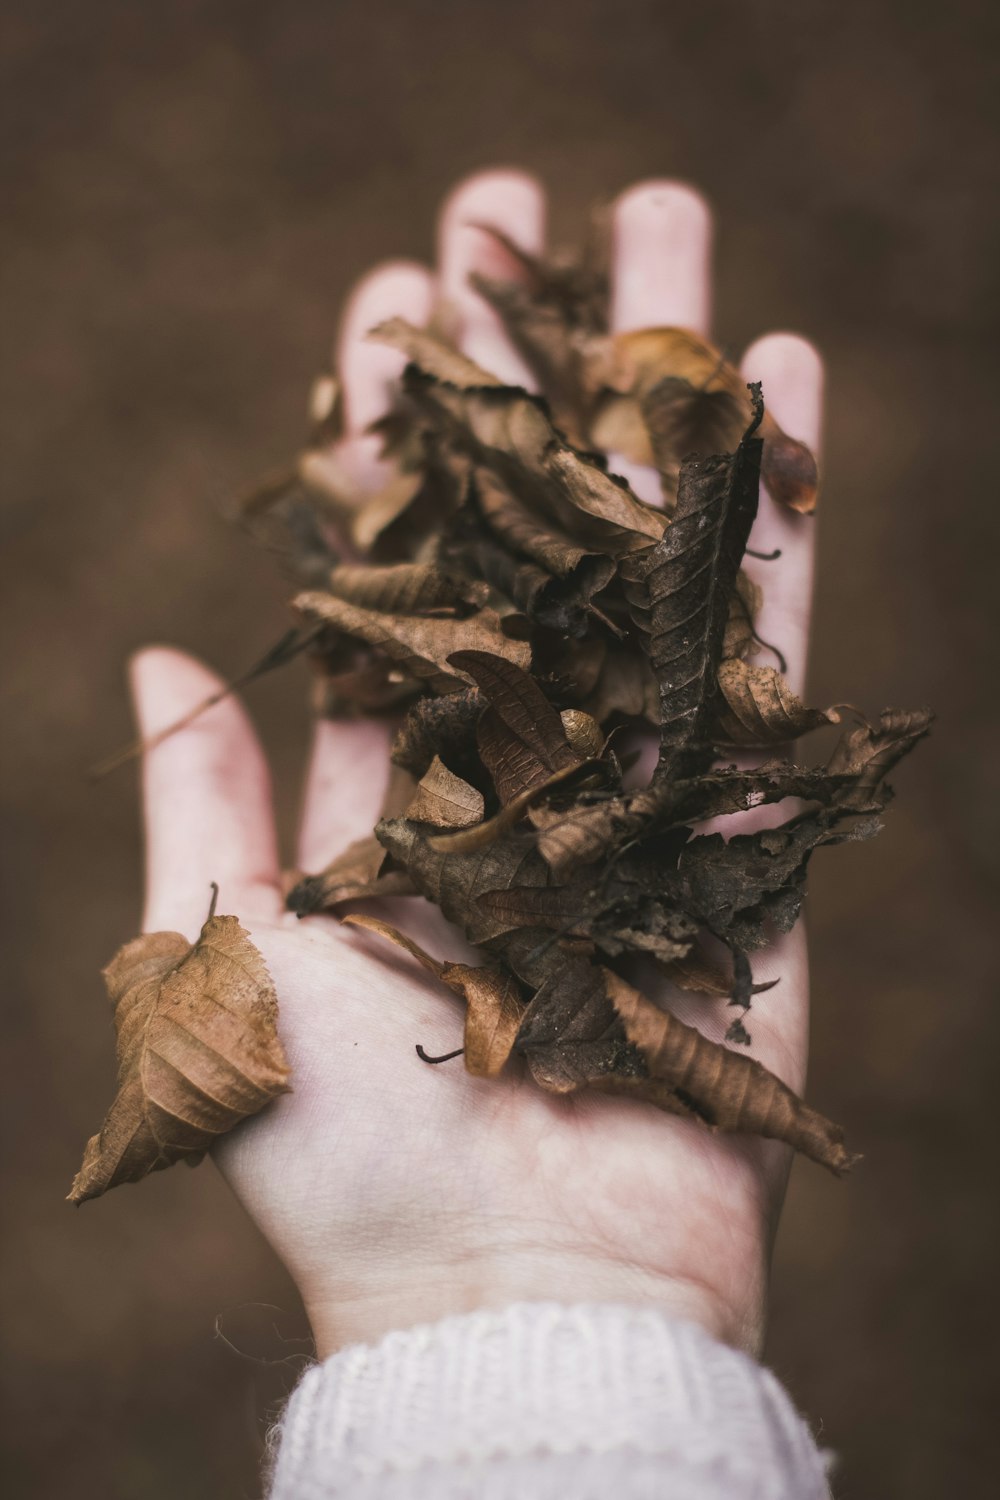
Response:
[267, 1301, 831, 1499]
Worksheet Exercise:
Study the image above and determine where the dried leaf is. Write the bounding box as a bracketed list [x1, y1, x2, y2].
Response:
[391, 689, 484, 779]
[604, 969, 856, 1173]
[674, 811, 881, 948]
[69, 899, 290, 1204]
[376, 817, 554, 950]
[451, 649, 584, 801]
[826, 707, 933, 810]
[467, 223, 609, 443]
[715, 660, 841, 745]
[326, 560, 488, 615]
[286, 834, 415, 915]
[559, 709, 605, 760]
[659, 945, 780, 1002]
[371, 319, 666, 555]
[406, 756, 485, 828]
[622, 391, 763, 775]
[513, 952, 626, 1092]
[588, 327, 819, 513]
[294, 592, 530, 696]
[474, 467, 617, 592]
[288, 763, 417, 914]
[722, 572, 763, 662]
[341, 913, 524, 1077]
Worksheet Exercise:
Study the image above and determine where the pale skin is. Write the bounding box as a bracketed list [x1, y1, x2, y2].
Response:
[130, 171, 824, 1362]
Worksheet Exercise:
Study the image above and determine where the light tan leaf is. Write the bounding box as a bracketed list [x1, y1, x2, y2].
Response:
[341, 913, 524, 1077]
[69, 902, 290, 1204]
[587, 327, 819, 514]
[406, 756, 485, 828]
[294, 592, 530, 696]
[715, 660, 841, 745]
[603, 969, 856, 1174]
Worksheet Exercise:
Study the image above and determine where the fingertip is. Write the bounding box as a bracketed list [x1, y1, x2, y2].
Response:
[438, 168, 546, 267]
[128, 646, 227, 736]
[741, 333, 824, 452]
[613, 179, 712, 238]
[611, 179, 713, 335]
[338, 259, 435, 435]
[338, 260, 435, 351]
[437, 168, 546, 383]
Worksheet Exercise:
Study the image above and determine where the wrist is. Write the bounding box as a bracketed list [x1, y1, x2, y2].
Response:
[303, 1245, 763, 1359]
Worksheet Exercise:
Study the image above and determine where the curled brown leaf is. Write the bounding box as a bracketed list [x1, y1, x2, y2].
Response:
[69, 901, 290, 1204]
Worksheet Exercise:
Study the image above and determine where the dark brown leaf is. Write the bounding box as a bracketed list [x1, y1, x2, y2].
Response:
[391, 689, 484, 779]
[467, 223, 609, 443]
[621, 392, 763, 776]
[451, 649, 584, 802]
[375, 818, 553, 949]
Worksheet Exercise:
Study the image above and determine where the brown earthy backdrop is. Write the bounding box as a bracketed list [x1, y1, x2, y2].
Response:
[3, 2, 998, 1496]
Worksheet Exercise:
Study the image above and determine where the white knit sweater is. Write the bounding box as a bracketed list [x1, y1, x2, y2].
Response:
[267, 1302, 832, 1498]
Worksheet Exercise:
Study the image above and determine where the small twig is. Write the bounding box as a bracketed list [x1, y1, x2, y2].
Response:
[207, 882, 220, 922]
[415, 1044, 465, 1065]
[89, 626, 322, 779]
[745, 546, 782, 561]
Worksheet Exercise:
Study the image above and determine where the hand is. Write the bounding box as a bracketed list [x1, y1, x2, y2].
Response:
[130, 170, 823, 1361]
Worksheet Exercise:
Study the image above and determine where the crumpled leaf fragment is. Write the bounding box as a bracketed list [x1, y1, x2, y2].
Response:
[286, 833, 415, 916]
[69, 899, 290, 1204]
[391, 689, 483, 779]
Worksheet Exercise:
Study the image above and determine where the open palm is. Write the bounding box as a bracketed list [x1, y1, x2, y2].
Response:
[132, 171, 823, 1360]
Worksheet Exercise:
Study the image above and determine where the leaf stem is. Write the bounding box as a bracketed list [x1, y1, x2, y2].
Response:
[415, 1043, 465, 1065]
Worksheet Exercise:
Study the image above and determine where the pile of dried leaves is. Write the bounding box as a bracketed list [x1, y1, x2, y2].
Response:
[71, 230, 930, 1204]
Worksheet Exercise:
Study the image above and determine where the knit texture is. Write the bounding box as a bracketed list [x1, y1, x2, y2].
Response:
[267, 1302, 831, 1498]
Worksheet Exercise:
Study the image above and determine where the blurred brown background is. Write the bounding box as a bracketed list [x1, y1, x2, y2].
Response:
[2, 1, 997, 1495]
